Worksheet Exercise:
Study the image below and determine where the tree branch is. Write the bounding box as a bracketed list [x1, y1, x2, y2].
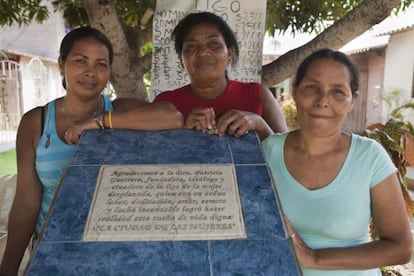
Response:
[262, 0, 401, 87]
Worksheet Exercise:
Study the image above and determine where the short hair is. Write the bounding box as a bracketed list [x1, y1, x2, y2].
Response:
[294, 48, 359, 96]
[171, 12, 239, 66]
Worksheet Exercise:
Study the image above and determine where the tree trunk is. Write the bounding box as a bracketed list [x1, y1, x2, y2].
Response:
[262, 0, 401, 87]
[83, 0, 148, 100]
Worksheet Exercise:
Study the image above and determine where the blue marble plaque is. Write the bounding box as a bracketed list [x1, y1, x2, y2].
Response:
[26, 129, 301, 275]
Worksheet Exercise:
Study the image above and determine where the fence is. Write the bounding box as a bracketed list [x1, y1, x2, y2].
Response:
[0, 113, 19, 150]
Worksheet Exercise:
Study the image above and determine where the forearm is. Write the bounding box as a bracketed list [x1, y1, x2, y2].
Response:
[308, 178, 414, 271]
[261, 86, 288, 133]
[108, 102, 183, 130]
[307, 239, 412, 270]
[265, 113, 288, 134]
[0, 203, 39, 275]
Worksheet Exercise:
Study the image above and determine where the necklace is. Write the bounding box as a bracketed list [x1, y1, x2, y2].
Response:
[61, 98, 73, 127]
[61, 96, 103, 127]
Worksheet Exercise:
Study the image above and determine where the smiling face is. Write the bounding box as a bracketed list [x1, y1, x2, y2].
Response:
[293, 58, 355, 136]
[59, 37, 111, 99]
[179, 23, 233, 86]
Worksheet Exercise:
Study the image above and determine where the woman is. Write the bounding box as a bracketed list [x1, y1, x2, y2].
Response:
[154, 12, 288, 140]
[262, 48, 412, 275]
[0, 26, 182, 275]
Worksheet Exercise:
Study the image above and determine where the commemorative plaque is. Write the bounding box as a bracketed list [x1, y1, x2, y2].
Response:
[84, 164, 246, 241]
[26, 129, 300, 275]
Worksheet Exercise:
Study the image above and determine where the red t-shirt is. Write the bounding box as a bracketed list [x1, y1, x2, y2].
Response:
[154, 80, 263, 119]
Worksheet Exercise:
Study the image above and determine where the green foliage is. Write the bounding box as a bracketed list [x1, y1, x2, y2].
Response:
[280, 97, 299, 130]
[391, 102, 414, 123]
[394, 0, 414, 13]
[116, 0, 156, 27]
[0, 0, 49, 26]
[51, 0, 89, 27]
[266, 0, 409, 36]
[383, 89, 413, 112]
[51, 0, 156, 28]
[0, 149, 16, 175]
[266, 0, 363, 36]
[366, 96, 414, 171]
[365, 92, 414, 226]
[141, 41, 153, 97]
[366, 118, 413, 156]
[140, 41, 153, 56]
[266, 0, 414, 36]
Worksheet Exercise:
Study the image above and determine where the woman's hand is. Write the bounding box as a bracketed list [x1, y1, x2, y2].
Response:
[216, 109, 273, 140]
[185, 107, 216, 133]
[63, 118, 98, 144]
[185, 107, 273, 140]
[284, 216, 317, 268]
[215, 109, 254, 137]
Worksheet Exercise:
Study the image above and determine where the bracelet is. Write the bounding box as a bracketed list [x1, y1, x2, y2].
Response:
[94, 112, 105, 129]
[108, 111, 113, 129]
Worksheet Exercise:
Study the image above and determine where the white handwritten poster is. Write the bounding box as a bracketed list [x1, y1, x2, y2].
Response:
[150, 0, 267, 100]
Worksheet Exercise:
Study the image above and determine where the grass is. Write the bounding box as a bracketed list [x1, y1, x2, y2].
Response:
[0, 148, 17, 175]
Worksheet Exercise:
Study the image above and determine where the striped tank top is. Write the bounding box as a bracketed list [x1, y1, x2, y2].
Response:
[35, 96, 113, 233]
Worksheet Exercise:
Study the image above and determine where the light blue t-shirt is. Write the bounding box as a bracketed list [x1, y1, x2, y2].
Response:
[35, 96, 113, 234]
[262, 132, 396, 276]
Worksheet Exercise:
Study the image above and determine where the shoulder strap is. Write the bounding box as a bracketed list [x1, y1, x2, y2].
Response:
[40, 105, 45, 135]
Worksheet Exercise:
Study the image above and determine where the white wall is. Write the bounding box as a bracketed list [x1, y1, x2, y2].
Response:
[366, 55, 385, 125]
[0, 1, 66, 114]
[20, 56, 64, 113]
[0, 1, 66, 61]
[382, 28, 414, 121]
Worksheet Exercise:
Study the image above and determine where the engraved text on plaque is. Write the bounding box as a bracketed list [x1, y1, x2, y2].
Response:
[83, 164, 246, 241]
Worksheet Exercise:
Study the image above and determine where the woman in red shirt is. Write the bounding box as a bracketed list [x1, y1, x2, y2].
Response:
[154, 12, 288, 140]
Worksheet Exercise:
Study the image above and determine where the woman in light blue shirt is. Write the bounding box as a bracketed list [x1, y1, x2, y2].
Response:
[262, 48, 412, 275]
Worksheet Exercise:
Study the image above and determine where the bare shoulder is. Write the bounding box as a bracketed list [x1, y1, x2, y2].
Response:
[17, 106, 45, 149]
[15, 106, 45, 195]
[19, 106, 44, 130]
